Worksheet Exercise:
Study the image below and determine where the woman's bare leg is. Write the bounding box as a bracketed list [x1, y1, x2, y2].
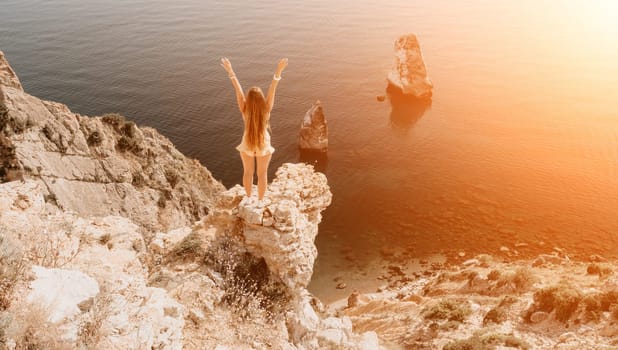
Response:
[256, 153, 272, 201]
[239, 152, 255, 197]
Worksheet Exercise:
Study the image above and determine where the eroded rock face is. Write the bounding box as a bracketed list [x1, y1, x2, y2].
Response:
[299, 100, 328, 151]
[223, 163, 332, 290]
[0, 51, 225, 233]
[387, 34, 433, 99]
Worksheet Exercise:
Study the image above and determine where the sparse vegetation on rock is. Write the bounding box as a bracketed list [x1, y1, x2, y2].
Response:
[587, 263, 613, 277]
[444, 332, 530, 350]
[423, 299, 471, 322]
[526, 283, 582, 323]
[8, 304, 73, 350]
[0, 235, 27, 311]
[86, 130, 102, 146]
[100, 113, 126, 130]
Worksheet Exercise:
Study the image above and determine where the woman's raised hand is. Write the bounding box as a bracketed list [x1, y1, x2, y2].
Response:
[220, 57, 235, 76]
[276, 58, 288, 76]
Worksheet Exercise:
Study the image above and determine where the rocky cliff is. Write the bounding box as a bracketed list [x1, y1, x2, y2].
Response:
[0, 52, 379, 349]
[0, 50, 224, 233]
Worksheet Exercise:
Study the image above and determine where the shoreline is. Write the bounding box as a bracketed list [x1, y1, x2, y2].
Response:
[326, 252, 618, 349]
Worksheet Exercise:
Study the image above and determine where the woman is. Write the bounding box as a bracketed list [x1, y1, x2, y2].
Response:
[220, 57, 288, 204]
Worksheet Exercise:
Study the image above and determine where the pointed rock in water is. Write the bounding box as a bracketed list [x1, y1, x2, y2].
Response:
[299, 100, 328, 151]
[387, 34, 433, 99]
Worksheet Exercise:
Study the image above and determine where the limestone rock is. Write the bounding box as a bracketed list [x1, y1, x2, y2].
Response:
[233, 163, 332, 290]
[387, 34, 433, 99]
[299, 100, 328, 151]
[27, 266, 100, 323]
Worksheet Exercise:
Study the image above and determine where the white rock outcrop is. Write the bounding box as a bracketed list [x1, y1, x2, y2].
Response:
[28, 266, 100, 323]
[230, 163, 331, 290]
[387, 34, 433, 99]
[299, 100, 328, 151]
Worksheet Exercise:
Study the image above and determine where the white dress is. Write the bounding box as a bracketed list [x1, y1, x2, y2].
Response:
[236, 112, 275, 157]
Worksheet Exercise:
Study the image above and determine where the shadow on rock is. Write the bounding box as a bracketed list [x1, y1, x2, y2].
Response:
[387, 83, 432, 134]
[299, 149, 328, 174]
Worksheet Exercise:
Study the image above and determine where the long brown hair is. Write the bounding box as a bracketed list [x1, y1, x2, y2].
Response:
[243, 87, 269, 151]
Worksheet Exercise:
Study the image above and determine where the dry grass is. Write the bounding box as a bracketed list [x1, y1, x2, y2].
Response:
[587, 263, 613, 278]
[169, 231, 204, 260]
[494, 267, 536, 293]
[25, 232, 79, 268]
[526, 283, 582, 323]
[582, 289, 618, 321]
[204, 236, 291, 322]
[0, 235, 27, 311]
[423, 299, 471, 323]
[9, 303, 73, 350]
[444, 332, 530, 350]
[0, 312, 11, 347]
[77, 292, 113, 349]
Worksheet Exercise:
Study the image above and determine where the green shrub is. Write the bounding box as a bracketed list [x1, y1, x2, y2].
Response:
[423, 299, 471, 322]
[528, 283, 582, 323]
[131, 172, 145, 188]
[444, 332, 530, 350]
[87, 131, 102, 146]
[170, 232, 204, 258]
[117, 135, 141, 154]
[101, 113, 126, 129]
[121, 121, 136, 137]
[164, 168, 179, 188]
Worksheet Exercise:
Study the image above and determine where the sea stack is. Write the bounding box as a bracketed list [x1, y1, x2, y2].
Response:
[387, 34, 433, 99]
[299, 100, 328, 151]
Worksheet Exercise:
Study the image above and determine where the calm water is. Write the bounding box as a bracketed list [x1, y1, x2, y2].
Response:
[2, 0, 618, 299]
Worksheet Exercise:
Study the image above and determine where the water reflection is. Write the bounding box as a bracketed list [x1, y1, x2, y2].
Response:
[299, 149, 328, 174]
[387, 83, 432, 133]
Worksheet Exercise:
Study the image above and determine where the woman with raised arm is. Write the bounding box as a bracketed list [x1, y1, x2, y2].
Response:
[220, 57, 288, 205]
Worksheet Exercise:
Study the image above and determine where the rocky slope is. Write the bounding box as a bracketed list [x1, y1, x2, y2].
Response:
[0, 52, 379, 349]
[329, 253, 618, 349]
